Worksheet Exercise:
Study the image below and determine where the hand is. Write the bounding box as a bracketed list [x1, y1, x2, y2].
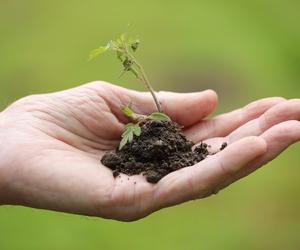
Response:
[0, 81, 299, 221]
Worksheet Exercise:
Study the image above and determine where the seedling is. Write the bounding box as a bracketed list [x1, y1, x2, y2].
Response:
[93, 33, 214, 183]
[89, 33, 161, 111]
[89, 33, 170, 149]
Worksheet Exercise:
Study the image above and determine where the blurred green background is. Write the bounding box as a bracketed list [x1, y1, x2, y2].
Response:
[0, 0, 299, 249]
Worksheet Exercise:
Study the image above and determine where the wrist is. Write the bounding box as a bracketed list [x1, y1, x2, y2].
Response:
[0, 111, 13, 205]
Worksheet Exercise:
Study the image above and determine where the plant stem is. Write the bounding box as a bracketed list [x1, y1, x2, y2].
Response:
[124, 47, 162, 112]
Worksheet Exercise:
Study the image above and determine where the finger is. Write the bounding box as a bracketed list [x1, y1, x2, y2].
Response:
[228, 99, 300, 143]
[87, 81, 218, 127]
[204, 99, 300, 151]
[159, 90, 218, 127]
[127, 89, 218, 127]
[154, 136, 266, 209]
[229, 120, 300, 182]
[185, 97, 285, 142]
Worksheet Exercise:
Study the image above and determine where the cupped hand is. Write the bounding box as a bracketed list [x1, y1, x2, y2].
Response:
[0, 81, 299, 221]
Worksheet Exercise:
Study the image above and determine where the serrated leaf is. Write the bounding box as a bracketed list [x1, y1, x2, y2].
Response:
[132, 124, 141, 136]
[119, 123, 141, 149]
[125, 122, 135, 128]
[124, 123, 141, 136]
[128, 131, 133, 142]
[88, 46, 108, 61]
[121, 127, 132, 137]
[119, 134, 130, 150]
[149, 112, 171, 121]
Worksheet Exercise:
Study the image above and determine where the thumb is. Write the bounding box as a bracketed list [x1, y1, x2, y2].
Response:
[158, 90, 218, 127]
[124, 87, 218, 127]
[84, 81, 218, 127]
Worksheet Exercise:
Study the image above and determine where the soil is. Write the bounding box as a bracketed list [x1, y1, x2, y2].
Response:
[101, 119, 226, 183]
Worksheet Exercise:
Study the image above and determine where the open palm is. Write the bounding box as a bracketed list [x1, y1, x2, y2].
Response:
[0, 81, 299, 221]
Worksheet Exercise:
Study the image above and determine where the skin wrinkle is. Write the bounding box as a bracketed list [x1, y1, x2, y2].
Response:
[155, 168, 192, 207]
[227, 100, 299, 144]
[22, 153, 101, 209]
[124, 178, 155, 218]
[62, 104, 112, 146]
[139, 184, 158, 219]
[186, 98, 286, 143]
[54, 85, 122, 142]
[186, 167, 199, 200]
[92, 193, 114, 219]
[0, 80, 299, 220]
[31, 111, 101, 152]
[194, 156, 226, 198]
[31, 112, 111, 154]
[104, 180, 148, 220]
[121, 186, 149, 220]
[31, 99, 116, 151]
[95, 177, 149, 220]
[232, 109, 244, 132]
[87, 83, 128, 124]
[105, 176, 124, 210]
[258, 113, 268, 135]
[202, 138, 266, 198]
[97, 83, 162, 121]
[64, 89, 122, 139]
[135, 91, 157, 114]
[131, 178, 138, 215]
[214, 153, 229, 176]
[18, 179, 86, 214]
[158, 90, 218, 127]
[122, 179, 140, 207]
[7, 149, 71, 206]
[205, 99, 300, 149]
[230, 121, 300, 184]
[152, 174, 173, 208]
[55, 97, 104, 139]
[202, 118, 217, 139]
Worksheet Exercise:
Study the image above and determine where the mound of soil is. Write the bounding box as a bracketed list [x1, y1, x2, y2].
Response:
[101, 119, 225, 183]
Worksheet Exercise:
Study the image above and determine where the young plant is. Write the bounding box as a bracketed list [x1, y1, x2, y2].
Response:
[89, 33, 171, 149]
[119, 104, 170, 149]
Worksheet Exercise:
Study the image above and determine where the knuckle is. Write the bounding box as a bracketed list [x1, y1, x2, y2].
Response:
[7, 94, 46, 112]
[85, 80, 111, 90]
[276, 121, 298, 134]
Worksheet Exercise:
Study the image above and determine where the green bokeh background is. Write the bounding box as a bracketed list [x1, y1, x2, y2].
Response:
[0, 1, 299, 249]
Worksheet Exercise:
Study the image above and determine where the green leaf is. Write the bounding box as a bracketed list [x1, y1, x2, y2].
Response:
[121, 106, 135, 118]
[121, 127, 132, 137]
[116, 50, 124, 61]
[122, 57, 133, 71]
[118, 123, 141, 150]
[149, 112, 171, 121]
[88, 46, 108, 61]
[132, 124, 141, 136]
[128, 130, 133, 142]
[125, 122, 134, 128]
[107, 40, 118, 50]
[130, 39, 140, 52]
[124, 123, 141, 136]
[119, 133, 131, 150]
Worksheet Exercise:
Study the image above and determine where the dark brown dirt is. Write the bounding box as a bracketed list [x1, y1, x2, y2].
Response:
[101, 119, 225, 183]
